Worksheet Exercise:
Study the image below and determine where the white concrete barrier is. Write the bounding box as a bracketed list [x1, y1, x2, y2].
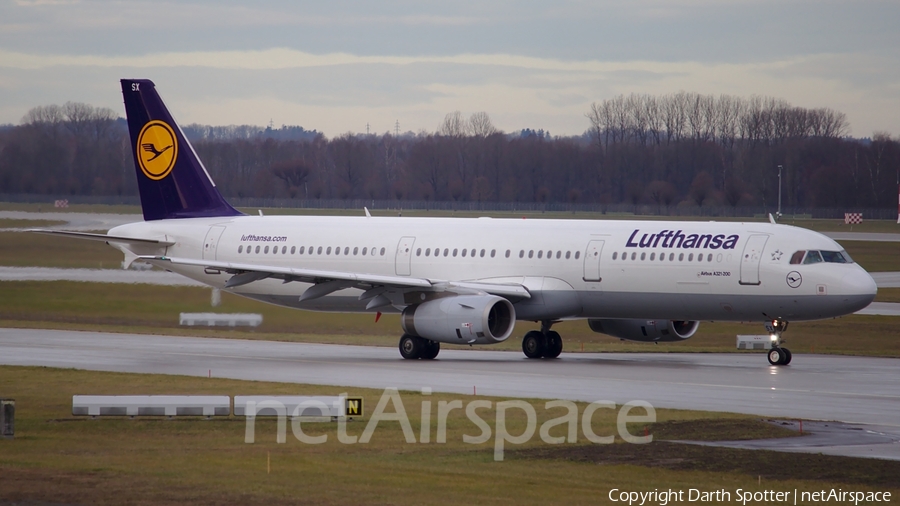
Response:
[179, 313, 262, 327]
[736, 335, 774, 350]
[72, 395, 230, 417]
[234, 396, 348, 418]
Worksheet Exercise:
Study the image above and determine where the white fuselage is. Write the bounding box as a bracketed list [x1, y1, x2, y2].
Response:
[110, 215, 877, 323]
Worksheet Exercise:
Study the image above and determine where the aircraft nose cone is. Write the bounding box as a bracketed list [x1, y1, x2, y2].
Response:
[842, 271, 877, 308]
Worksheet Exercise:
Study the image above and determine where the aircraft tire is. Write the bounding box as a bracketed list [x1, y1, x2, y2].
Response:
[421, 340, 441, 360]
[522, 331, 545, 359]
[782, 347, 792, 365]
[399, 334, 424, 360]
[767, 348, 782, 366]
[543, 331, 563, 358]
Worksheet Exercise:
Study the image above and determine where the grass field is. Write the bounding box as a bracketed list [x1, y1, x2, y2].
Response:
[1, 366, 896, 506]
[0, 218, 67, 229]
[1, 280, 897, 357]
[3, 199, 900, 230]
[0, 231, 124, 269]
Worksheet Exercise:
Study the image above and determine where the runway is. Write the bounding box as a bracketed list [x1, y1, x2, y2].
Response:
[2, 327, 898, 424]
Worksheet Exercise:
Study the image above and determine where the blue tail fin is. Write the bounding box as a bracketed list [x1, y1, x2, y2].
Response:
[121, 79, 242, 221]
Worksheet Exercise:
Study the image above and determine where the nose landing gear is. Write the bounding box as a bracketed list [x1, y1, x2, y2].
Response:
[765, 318, 792, 366]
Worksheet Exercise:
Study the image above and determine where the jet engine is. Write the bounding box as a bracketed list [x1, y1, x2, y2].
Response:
[401, 295, 515, 345]
[587, 319, 699, 342]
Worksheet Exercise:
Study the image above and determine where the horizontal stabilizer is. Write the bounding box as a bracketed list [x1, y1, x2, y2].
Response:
[27, 229, 175, 247]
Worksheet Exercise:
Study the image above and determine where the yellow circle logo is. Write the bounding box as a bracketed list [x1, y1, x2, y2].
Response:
[137, 120, 178, 180]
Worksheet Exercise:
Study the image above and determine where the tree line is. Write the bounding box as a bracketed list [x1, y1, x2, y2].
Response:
[1, 94, 898, 212]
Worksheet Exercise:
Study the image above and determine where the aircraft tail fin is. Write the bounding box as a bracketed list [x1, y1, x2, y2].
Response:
[120, 79, 242, 221]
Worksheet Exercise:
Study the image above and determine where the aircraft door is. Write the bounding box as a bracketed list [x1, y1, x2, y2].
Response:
[583, 240, 605, 282]
[395, 236, 416, 276]
[739, 234, 769, 285]
[202, 225, 227, 261]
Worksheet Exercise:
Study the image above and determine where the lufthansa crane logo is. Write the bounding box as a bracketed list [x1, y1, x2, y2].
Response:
[137, 120, 178, 180]
[786, 271, 802, 289]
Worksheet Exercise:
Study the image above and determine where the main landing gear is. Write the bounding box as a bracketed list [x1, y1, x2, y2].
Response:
[766, 318, 792, 366]
[522, 320, 563, 359]
[399, 334, 440, 360]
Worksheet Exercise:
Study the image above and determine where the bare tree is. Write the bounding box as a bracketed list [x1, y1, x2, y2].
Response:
[468, 112, 498, 137]
[270, 159, 312, 198]
[438, 111, 466, 137]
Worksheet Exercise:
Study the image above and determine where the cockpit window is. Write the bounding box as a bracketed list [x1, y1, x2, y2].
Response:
[790, 249, 854, 265]
[803, 250, 823, 264]
[822, 250, 853, 263]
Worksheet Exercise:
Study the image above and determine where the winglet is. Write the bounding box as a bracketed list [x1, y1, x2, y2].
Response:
[768, 213, 776, 224]
[121, 79, 242, 221]
[364, 207, 372, 218]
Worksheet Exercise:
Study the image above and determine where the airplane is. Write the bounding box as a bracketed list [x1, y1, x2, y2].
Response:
[32, 79, 878, 366]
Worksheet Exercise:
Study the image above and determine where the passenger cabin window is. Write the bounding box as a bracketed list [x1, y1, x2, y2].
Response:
[238, 245, 243, 253]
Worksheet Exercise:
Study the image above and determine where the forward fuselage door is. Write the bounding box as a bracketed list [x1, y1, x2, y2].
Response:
[202, 225, 227, 261]
[395, 236, 416, 276]
[583, 240, 605, 283]
[739, 234, 769, 285]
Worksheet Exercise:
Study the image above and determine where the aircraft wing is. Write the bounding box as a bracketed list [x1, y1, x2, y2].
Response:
[28, 229, 175, 247]
[141, 256, 531, 301]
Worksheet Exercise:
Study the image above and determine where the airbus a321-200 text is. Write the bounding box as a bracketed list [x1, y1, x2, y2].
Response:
[32, 79, 878, 366]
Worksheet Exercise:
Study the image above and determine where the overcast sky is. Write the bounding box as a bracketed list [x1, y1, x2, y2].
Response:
[1, 0, 898, 137]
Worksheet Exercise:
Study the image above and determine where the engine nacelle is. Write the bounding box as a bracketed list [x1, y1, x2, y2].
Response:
[588, 319, 699, 343]
[401, 295, 515, 345]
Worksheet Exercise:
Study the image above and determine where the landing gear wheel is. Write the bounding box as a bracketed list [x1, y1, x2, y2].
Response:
[421, 340, 440, 360]
[522, 331, 545, 359]
[399, 334, 424, 360]
[767, 347, 790, 366]
[543, 331, 563, 358]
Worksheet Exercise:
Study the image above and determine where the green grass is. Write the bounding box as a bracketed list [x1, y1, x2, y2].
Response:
[0, 202, 141, 214]
[0, 218, 67, 228]
[0, 231, 124, 269]
[1, 280, 897, 357]
[2, 199, 900, 232]
[838, 240, 900, 272]
[1, 366, 896, 505]
[875, 287, 900, 302]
